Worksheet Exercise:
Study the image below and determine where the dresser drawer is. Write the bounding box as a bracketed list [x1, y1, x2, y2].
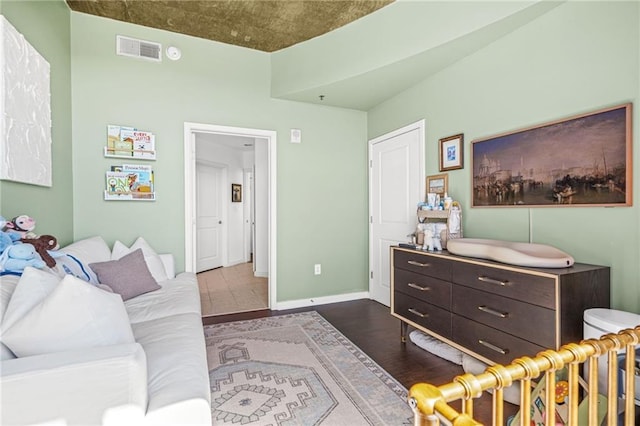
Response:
[453, 315, 546, 365]
[452, 261, 555, 309]
[394, 268, 451, 309]
[393, 291, 451, 339]
[452, 285, 555, 348]
[394, 249, 452, 281]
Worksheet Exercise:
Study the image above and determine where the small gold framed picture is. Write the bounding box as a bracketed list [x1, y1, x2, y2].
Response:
[439, 133, 464, 171]
[426, 173, 448, 196]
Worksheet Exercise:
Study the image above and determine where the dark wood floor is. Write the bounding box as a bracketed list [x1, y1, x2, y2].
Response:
[203, 298, 516, 424]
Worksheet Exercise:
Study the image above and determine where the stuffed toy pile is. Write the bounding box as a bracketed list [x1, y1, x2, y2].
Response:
[0, 215, 61, 275]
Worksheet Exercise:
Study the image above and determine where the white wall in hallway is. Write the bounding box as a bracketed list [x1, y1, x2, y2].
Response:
[254, 138, 268, 277]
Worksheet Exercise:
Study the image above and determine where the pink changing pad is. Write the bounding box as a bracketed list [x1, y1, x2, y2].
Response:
[446, 238, 574, 268]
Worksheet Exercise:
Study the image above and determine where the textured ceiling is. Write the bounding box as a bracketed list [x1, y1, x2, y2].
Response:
[66, 0, 394, 52]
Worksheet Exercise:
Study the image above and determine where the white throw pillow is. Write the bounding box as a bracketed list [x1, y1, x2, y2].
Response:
[61, 236, 112, 264]
[112, 237, 168, 282]
[111, 240, 130, 259]
[2, 267, 61, 330]
[2, 274, 135, 358]
[0, 274, 20, 360]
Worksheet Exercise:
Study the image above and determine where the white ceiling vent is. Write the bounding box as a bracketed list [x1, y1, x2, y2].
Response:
[116, 35, 161, 62]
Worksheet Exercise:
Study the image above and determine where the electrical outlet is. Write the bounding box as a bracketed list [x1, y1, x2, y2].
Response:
[314, 264, 321, 275]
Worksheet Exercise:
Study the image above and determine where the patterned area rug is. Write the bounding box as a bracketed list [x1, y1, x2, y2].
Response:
[204, 311, 413, 425]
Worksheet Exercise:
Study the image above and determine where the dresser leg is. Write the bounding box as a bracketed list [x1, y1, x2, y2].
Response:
[401, 321, 408, 343]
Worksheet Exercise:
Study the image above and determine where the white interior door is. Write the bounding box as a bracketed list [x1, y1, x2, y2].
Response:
[369, 121, 424, 306]
[196, 162, 226, 272]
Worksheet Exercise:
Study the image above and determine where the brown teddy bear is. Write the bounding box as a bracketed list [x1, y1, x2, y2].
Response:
[20, 235, 58, 268]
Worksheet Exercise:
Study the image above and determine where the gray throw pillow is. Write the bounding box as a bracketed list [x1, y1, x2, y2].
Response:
[89, 248, 160, 301]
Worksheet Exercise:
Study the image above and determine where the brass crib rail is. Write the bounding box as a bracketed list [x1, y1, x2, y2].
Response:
[408, 326, 640, 425]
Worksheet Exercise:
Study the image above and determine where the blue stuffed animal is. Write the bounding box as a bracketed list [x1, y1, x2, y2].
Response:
[0, 231, 14, 254]
[0, 216, 22, 255]
[0, 243, 46, 275]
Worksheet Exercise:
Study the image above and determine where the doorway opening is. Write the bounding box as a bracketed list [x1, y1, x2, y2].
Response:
[184, 123, 277, 315]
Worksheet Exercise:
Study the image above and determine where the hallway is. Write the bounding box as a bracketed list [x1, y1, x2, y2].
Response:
[197, 262, 268, 317]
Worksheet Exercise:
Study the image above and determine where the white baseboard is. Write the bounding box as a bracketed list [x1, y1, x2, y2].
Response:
[254, 271, 268, 278]
[273, 291, 370, 311]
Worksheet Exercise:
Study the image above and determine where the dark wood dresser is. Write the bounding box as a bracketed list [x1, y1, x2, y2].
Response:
[391, 247, 610, 365]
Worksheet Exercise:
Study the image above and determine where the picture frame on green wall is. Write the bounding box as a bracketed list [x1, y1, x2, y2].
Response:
[426, 173, 448, 196]
[471, 103, 632, 208]
[439, 133, 464, 172]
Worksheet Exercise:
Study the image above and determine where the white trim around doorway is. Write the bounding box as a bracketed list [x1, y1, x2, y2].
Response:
[184, 122, 277, 310]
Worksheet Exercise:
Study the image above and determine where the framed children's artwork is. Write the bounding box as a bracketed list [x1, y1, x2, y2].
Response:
[472, 103, 632, 208]
[439, 133, 464, 171]
[231, 183, 242, 202]
[426, 173, 448, 196]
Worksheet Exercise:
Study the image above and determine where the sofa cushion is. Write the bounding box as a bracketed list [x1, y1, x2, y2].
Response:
[2, 275, 135, 357]
[90, 249, 161, 301]
[131, 313, 211, 424]
[125, 272, 201, 324]
[60, 235, 111, 264]
[112, 237, 168, 283]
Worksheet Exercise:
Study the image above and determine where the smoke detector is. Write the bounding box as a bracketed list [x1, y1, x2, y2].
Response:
[166, 46, 182, 61]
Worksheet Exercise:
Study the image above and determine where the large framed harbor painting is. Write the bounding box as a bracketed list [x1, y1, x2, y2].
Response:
[471, 103, 632, 207]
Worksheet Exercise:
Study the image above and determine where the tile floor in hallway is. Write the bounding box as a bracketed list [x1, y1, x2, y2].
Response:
[197, 262, 268, 317]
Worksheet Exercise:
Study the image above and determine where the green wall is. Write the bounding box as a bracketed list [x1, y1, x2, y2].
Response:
[70, 13, 368, 302]
[368, 1, 640, 312]
[0, 0, 73, 244]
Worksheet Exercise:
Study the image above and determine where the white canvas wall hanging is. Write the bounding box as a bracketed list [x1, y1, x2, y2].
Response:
[0, 15, 52, 187]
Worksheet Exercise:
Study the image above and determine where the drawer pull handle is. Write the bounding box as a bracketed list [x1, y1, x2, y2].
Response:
[408, 260, 430, 267]
[478, 305, 509, 318]
[408, 308, 429, 318]
[408, 283, 431, 291]
[478, 339, 509, 355]
[478, 276, 508, 286]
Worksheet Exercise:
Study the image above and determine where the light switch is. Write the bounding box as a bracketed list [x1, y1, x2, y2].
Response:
[290, 128, 302, 144]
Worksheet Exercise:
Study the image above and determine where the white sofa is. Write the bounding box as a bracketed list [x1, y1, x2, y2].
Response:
[0, 236, 212, 426]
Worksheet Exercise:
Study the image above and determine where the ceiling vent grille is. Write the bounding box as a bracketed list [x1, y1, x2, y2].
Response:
[116, 35, 161, 62]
